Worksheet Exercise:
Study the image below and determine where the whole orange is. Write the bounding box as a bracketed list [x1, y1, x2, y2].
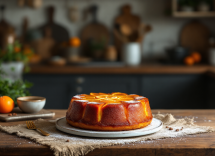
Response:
[14, 47, 21, 53]
[69, 37, 81, 47]
[184, 56, 195, 66]
[0, 96, 14, 114]
[191, 52, 201, 63]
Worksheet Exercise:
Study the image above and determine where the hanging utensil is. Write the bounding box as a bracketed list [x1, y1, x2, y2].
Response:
[136, 24, 152, 43]
[27, 0, 43, 9]
[0, 5, 16, 48]
[68, 6, 79, 22]
[17, 0, 25, 7]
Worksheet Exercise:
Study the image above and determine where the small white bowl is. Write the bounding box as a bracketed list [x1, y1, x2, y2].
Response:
[17, 96, 46, 113]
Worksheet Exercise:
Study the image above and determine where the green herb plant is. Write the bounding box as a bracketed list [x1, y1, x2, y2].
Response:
[0, 41, 33, 72]
[89, 38, 106, 52]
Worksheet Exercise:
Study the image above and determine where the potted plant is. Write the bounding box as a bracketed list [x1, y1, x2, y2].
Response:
[89, 38, 106, 60]
[179, 0, 196, 12]
[0, 41, 33, 82]
[0, 68, 32, 106]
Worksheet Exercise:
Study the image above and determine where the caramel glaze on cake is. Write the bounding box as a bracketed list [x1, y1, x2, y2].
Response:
[66, 92, 153, 131]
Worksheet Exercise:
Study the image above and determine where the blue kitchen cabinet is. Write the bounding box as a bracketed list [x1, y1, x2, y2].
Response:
[24, 74, 139, 109]
[141, 74, 207, 109]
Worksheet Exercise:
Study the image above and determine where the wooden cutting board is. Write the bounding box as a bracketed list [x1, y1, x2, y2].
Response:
[37, 6, 70, 57]
[39, 6, 70, 43]
[80, 5, 109, 57]
[0, 108, 55, 122]
[180, 21, 210, 60]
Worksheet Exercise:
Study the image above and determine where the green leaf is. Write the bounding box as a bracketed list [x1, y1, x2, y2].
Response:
[10, 67, 15, 71]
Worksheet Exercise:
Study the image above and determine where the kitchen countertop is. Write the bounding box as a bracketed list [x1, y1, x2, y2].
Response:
[0, 109, 215, 156]
[28, 64, 215, 74]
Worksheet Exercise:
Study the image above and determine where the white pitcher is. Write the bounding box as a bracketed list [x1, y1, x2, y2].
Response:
[122, 43, 142, 66]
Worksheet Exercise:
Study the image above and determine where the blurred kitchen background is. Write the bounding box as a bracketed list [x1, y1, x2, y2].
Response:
[1, 0, 215, 109]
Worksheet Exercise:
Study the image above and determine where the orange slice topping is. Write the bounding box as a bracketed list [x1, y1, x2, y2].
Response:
[72, 92, 138, 104]
[128, 94, 140, 98]
[111, 92, 128, 96]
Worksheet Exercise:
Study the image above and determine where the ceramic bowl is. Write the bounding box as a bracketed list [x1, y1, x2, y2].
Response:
[17, 96, 46, 113]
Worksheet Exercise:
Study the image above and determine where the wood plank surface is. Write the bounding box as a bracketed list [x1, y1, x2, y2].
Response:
[0, 110, 215, 156]
[28, 65, 213, 74]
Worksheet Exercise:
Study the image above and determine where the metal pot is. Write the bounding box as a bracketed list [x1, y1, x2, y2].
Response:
[166, 47, 189, 64]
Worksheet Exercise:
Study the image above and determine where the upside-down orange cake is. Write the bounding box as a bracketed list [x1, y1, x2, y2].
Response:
[66, 92, 152, 131]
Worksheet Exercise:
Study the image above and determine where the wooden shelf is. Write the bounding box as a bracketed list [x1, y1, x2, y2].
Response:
[172, 0, 215, 18]
[173, 11, 215, 17]
[28, 64, 213, 74]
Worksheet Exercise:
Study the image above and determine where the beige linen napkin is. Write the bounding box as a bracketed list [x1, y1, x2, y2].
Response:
[0, 114, 214, 156]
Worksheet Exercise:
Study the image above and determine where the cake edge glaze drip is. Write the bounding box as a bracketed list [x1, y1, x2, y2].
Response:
[66, 92, 153, 131]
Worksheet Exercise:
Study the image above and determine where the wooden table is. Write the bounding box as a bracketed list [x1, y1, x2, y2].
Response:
[0, 110, 215, 156]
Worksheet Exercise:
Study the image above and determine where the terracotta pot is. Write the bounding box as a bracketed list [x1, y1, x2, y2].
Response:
[104, 46, 117, 61]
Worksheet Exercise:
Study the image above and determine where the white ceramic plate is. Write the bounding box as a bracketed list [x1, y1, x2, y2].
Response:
[56, 117, 163, 138]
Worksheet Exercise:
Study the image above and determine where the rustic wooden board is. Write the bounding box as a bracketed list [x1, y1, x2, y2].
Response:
[180, 21, 210, 61]
[0, 108, 55, 122]
[39, 6, 69, 43]
[0, 110, 215, 156]
[80, 5, 109, 58]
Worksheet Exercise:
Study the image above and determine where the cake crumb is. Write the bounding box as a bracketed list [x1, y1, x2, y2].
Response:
[169, 128, 173, 130]
[8, 114, 12, 116]
[12, 113, 17, 116]
[66, 140, 69, 142]
[166, 126, 169, 128]
[176, 129, 179, 132]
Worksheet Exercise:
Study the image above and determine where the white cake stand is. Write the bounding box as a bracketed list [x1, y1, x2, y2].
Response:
[56, 117, 163, 138]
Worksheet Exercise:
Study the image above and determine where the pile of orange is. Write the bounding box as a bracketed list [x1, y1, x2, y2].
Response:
[0, 96, 14, 114]
[184, 52, 201, 66]
[69, 37, 81, 47]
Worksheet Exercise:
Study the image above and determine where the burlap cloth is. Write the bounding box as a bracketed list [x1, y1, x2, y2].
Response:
[0, 114, 214, 156]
